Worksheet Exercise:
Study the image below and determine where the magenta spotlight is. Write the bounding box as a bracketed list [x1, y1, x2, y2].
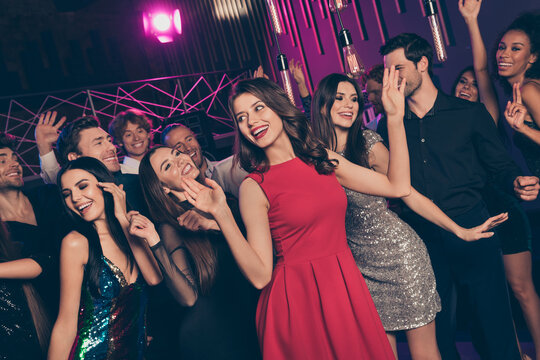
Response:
[143, 9, 182, 44]
[153, 13, 171, 31]
[173, 9, 182, 34]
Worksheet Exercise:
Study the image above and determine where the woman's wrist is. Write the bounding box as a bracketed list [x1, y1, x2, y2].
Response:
[146, 233, 161, 247]
[212, 204, 233, 224]
[117, 214, 129, 228]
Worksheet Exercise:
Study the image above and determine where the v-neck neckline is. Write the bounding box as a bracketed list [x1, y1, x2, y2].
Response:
[103, 255, 139, 287]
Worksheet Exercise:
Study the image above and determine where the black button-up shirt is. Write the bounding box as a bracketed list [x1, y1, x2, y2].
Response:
[378, 91, 521, 218]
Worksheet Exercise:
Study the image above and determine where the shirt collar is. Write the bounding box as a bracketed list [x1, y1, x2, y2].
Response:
[405, 90, 444, 120]
[204, 157, 216, 178]
[122, 156, 140, 167]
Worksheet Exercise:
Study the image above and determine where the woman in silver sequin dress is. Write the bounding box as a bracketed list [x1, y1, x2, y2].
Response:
[311, 73, 508, 359]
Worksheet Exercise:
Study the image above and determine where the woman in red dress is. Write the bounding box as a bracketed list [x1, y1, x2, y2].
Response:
[180, 67, 406, 359]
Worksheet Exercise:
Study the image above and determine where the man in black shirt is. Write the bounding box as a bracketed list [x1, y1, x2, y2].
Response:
[380, 33, 539, 360]
[0, 133, 69, 318]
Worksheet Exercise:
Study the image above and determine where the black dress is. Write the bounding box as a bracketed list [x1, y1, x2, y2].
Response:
[514, 120, 540, 178]
[150, 203, 261, 359]
[5, 185, 70, 318]
[0, 279, 43, 360]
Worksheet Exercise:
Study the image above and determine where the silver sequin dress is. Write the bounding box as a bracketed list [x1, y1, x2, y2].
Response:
[342, 129, 441, 331]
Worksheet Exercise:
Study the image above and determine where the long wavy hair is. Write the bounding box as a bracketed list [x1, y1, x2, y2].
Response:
[311, 73, 369, 167]
[0, 222, 51, 355]
[228, 77, 336, 174]
[57, 157, 135, 296]
[139, 146, 216, 294]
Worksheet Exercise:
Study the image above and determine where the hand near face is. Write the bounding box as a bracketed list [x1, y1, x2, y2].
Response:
[458, 0, 482, 23]
[457, 212, 508, 241]
[97, 182, 128, 223]
[181, 177, 227, 216]
[514, 176, 540, 201]
[35, 111, 66, 155]
[177, 210, 220, 232]
[381, 65, 406, 119]
[127, 211, 160, 246]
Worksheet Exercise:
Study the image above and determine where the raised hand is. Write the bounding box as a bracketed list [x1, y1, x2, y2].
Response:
[458, 0, 482, 23]
[97, 182, 127, 224]
[289, 59, 305, 86]
[456, 212, 508, 241]
[127, 211, 160, 246]
[289, 59, 310, 98]
[35, 111, 67, 155]
[177, 209, 220, 232]
[505, 83, 528, 131]
[180, 177, 226, 216]
[381, 65, 406, 119]
[252, 65, 269, 79]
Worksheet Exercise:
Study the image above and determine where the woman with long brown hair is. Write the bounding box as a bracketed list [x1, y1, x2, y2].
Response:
[48, 157, 162, 360]
[138, 146, 260, 360]
[0, 221, 51, 359]
[175, 69, 412, 359]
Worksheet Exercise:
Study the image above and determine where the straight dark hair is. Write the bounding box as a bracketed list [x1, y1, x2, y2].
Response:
[311, 73, 369, 167]
[228, 77, 336, 175]
[57, 157, 135, 296]
[0, 222, 51, 355]
[380, 33, 434, 76]
[56, 116, 101, 165]
[139, 147, 217, 294]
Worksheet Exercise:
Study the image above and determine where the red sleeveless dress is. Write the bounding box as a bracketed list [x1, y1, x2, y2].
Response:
[248, 158, 394, 360]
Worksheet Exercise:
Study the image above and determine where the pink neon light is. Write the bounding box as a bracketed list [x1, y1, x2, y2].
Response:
[143, 14, 149, 34]
[157, 35, 174, 43]
[152, 13, 171, 32]
[173, 9, 182, 34]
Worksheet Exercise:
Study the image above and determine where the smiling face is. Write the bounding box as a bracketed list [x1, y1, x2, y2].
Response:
[330, 81, 360, 130]
[0, 147, 23, 189]
[384, 48, 423, 97]
[233, 92, 286, 149]
[497, 30, 537, 83]
[72, 127, 120, 173]
[149, 147, 200, 192]
[61, 169, 105, 222]
[454, 70, 479, 102]
[121, 121, 151, 158]
[163, 126, 203, 168]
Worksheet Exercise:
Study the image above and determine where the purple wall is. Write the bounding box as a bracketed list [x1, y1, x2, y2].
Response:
[266, 0, 539, 208]
[268, 0, 538, 99]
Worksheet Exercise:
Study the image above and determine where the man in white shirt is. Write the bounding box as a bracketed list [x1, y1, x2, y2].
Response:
[161, 123, 247, 198]
[34, 112, 148, 213]
[108, 109, 153, 174]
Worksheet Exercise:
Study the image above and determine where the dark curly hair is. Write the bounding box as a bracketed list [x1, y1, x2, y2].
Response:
[108, 109, 152, 147]
[311, 73, 369, 167]
[228, 78, 336, 175]
[494, 11, 540, 91]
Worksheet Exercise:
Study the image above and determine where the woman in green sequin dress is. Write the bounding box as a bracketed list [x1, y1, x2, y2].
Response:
[48, 158, 162, 360]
